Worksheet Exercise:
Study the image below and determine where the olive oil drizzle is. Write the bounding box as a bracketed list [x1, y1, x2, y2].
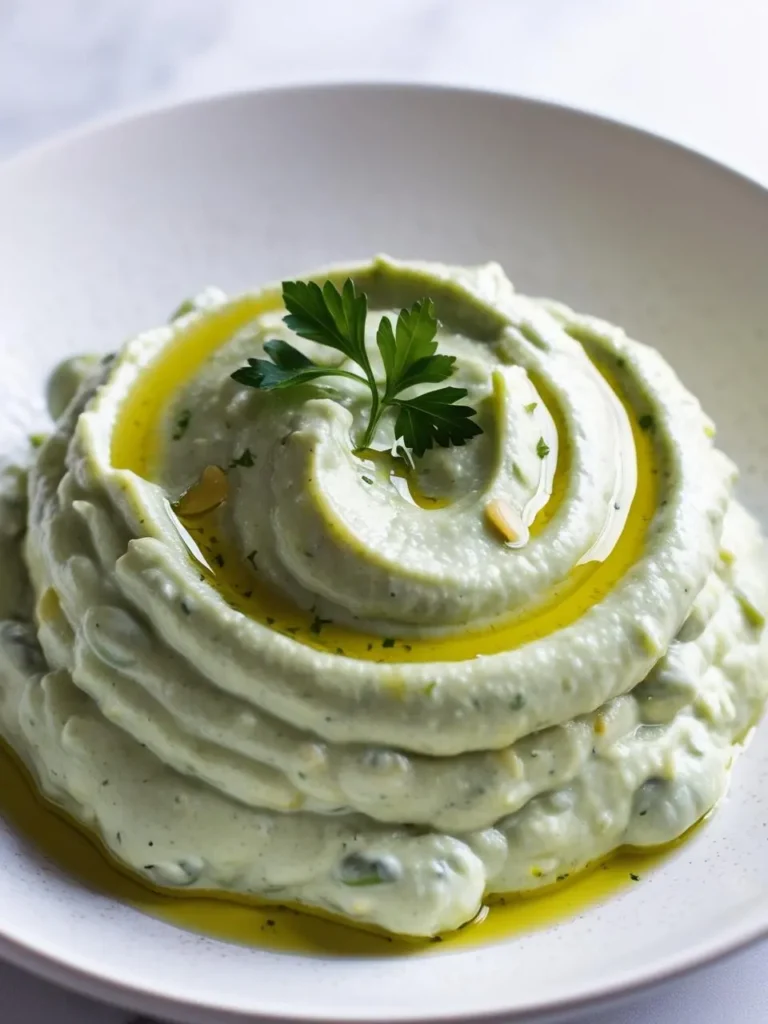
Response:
[354, 447, 452, 510]
[0, 736, 690, 956]
[21, 297, 685, 956]
[111, 299, 657, 663]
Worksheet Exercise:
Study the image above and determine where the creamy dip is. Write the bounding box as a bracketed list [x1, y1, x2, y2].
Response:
[1, 256, 766, 937]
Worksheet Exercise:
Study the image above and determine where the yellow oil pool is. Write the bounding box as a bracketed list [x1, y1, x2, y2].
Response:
[0, 738, 691, 957]
[89, 293, 676, 952]
[110, 297, 659, 664]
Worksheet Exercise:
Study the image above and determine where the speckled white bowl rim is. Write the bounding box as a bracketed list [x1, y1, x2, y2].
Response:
[1, 83, 768, 1024]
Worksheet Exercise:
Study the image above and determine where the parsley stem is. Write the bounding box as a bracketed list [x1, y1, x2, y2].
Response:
[356, 345, 383, 449]
[360, 388, 383, 448]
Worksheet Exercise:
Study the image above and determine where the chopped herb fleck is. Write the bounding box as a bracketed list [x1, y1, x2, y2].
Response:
[172, 409, 191, 440]
[339, 852, 399, 886]
[230, 448, 255, 468]
[310, 614, 332, 635]
[510, 693, 525, 711]
[382, 637, 396, 648]
[213, 553, 225, 568]
[630, 872, 640, 882]
[424, 681, 437, 696]
[361, 475, 374, 485]
[639, 414, 655, 432]
[246, 550, 258, 570]
[169, 298, 196, 321]
[524, 402, 538, 414]
[536, 437, 550, 459]
[180, 601, 191, 615]
[266, 616, 275, 626]
[735, 589, 766, 629]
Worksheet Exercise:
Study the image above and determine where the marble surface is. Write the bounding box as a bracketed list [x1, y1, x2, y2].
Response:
[2, 0, 768, 1021]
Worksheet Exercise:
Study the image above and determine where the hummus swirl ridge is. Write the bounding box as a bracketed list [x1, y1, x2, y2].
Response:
[1, 257, 766, 937]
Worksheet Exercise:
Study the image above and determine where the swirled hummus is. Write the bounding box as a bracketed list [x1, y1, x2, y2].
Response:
[1, 257, 766, 937]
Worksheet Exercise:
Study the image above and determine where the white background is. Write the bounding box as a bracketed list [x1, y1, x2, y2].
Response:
[1, 1, 768, 1021]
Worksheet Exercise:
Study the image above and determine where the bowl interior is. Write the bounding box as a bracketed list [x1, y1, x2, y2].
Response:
[1, 85, 768, 1024]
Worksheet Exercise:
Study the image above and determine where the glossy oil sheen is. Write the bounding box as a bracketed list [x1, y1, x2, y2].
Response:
[0, 738, 684, 956]
[111, 298, 657, 662]
[2, 85, 767, 1023]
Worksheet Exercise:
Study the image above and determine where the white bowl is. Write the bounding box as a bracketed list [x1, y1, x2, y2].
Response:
[1, 84, 768, 1024]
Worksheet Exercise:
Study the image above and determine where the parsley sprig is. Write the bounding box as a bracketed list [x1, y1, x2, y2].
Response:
[231, 279, 482, 456]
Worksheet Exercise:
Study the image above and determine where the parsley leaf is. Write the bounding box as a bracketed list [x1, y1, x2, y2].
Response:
[283, 279, 369, 366]
[394, 387, 482, 457]
[376, 298, 454, 397]
[231, 278, 482, 458]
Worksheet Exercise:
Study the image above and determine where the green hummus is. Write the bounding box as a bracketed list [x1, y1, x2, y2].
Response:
[1, 257, 766, 936]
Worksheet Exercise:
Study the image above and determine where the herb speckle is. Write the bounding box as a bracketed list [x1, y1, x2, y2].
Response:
[536, 437, 550, 459]
[172, 409, 191, 440]
[230, 448, 255, 468]
[169, 298, 196, 321]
